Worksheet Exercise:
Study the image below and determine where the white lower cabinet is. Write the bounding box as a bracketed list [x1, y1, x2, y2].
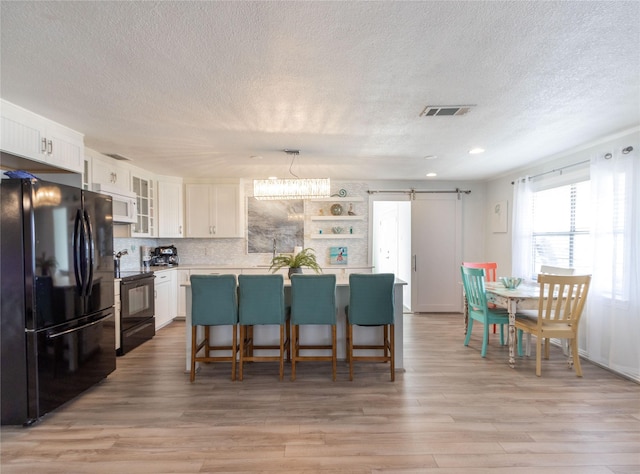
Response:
[154, 269, 176, 330]
[176, 269, 190, 318]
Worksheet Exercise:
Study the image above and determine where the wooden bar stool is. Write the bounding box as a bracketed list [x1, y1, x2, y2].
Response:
[289, 274, 337, 381]
[345, 273, 395, 381]
[237, 274, 289, 381]
[189, 274, 239, 382]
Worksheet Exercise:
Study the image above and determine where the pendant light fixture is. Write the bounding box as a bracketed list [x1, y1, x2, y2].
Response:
[253, 149, 330, 200]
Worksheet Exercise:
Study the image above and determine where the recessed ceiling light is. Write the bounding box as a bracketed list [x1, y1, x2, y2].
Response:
[424, 155, 437, 160]
[426, 172, 437, 177]
[469, 148, 485, 154]
[250, 155, 263, 159]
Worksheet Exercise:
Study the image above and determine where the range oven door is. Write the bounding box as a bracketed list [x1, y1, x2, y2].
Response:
[120, 275, 155, 331]
[119, 275, 155, 355]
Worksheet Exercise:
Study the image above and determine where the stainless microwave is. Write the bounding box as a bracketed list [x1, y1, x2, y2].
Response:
[93, 183, 137, 224]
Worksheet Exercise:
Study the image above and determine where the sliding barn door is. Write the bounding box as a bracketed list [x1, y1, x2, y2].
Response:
[411, 194, 462, 313]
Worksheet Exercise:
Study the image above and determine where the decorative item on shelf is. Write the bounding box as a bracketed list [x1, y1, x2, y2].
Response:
[349, 226, 353, 234]
[331, 189, 348, 197]
[348, 203, 355, 215]
[253, 149, 330, 200]
[329, 247, 348, 265]
[332, 226, 344, 234]
[269, 247, 322, 279]
[318, 209, 324, 216]
[330, 203, 343, 216]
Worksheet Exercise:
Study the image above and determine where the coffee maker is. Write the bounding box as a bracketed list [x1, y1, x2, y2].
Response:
[150, 245, 179, 266]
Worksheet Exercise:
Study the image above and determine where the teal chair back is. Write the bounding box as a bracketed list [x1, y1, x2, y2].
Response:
[290, 274, 337, 325]
[238, 274, 285, 325]
[460, 266, 489, 313]
[347, 273, 395, 326]
[190, 274, 238, 326]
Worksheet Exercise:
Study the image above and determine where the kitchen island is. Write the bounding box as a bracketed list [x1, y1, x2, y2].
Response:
[182, 276, 407, 372]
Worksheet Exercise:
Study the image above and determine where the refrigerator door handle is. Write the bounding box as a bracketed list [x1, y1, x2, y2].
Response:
[46, 314, 112, 340]
[84, 211, 95, 295]
[73, 209, 83, 292]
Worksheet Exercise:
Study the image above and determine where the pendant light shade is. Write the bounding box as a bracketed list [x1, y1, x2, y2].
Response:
[253, 149, 330, 200]
[253, 178, 330, 200]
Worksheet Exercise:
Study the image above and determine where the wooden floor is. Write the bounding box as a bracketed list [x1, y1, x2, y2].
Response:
[2, 313, 639, 473]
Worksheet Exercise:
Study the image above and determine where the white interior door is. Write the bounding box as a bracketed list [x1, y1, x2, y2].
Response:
[411, 194, 462, 312]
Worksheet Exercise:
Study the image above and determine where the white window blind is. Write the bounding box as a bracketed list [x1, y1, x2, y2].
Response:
[530, 180, 591, 279]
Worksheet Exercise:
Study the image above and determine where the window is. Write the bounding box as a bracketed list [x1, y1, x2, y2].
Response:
[530, 180, 591, 279]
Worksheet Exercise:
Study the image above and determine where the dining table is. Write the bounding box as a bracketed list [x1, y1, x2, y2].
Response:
[483, 280, 541, 368]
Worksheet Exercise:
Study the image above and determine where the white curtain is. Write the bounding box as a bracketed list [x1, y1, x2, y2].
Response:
[586, 147, 640, 382]
[511, 176, 534, 280]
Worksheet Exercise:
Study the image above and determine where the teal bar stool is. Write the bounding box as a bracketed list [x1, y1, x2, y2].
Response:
[460, 266, 509, 357]
[189, 274, 239, 382]
[237, 274, 288, 381]
[290, 274, 337, 381]
[345, 273, 395, 381]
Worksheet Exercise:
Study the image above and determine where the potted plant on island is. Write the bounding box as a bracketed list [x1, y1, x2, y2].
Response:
[269, 248, 322, 279]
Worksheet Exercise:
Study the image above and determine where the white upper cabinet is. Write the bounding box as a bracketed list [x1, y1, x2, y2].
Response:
[88, 148, 131, 191]
[1, 99, 83, 174]
[131, 170, 156, 237]
[158, 178, 184, 238]
[185, 182, 243, 238]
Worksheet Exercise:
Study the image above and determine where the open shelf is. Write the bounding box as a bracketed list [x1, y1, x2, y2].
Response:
[310, 215, 363, 221]
[310, 233, 363, 239]
[310, 196, 364, 202]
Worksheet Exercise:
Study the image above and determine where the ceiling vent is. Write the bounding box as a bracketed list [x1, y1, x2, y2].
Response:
[104, 153, 132, 161]
[419, 105, 475, 117]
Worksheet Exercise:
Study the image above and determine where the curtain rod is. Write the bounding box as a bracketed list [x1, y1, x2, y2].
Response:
[367, 188, 471, 200]
[511, 159, 590, 185]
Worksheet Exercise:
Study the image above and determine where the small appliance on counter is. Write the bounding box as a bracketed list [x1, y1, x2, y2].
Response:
[150, 245, 179, 266]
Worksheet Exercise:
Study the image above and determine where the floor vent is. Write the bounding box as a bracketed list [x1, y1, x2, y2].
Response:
[419, 105, 475, 117]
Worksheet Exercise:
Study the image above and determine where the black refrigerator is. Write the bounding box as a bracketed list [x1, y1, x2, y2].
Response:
[1, 179, 116, 425]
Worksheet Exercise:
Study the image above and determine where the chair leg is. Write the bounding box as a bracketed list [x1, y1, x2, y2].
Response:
[481, 322, 489, 357]
[239, 325, 246, 381]
[464, 319, 474, 346]
[231, 324, 237, 381]
[389, 324, 395, 382]
[190, 325, 198, 382]
[536, 335, 543, 376]
[571, 338, 583, 377]
[331, 325, 337, 382]
[499, 324, 504, 346]
[279, 324, 285, 381]
[517, 329, 523, 357]
[291, 324, 297, 381]
[383, 325, 388, 359]
[544, 338, 550, 359]
[348, 323, 354, 381]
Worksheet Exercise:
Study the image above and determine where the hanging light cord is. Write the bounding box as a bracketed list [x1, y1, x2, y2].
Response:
[285, 149, 300, 178]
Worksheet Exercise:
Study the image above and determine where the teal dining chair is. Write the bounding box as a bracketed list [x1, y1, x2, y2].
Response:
[237, 274, 288, 381]
[345, 273, 395, 381]
[189, 274, 239, 382]
[289, 274, 337, 381]
[460, 266, 509, 357]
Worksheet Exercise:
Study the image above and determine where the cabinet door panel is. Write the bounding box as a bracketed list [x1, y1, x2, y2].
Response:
[212, 184, 240, 237]
[185, 184, 212, 237]
[158, 181, 183, 238]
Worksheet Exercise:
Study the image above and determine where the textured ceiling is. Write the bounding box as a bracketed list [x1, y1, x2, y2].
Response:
[1, 1, 638, 181]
